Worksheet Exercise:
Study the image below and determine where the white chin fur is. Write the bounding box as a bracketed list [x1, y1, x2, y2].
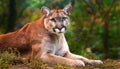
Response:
[55, 29, 60, 33]
[61, 28, 65, 33]
[54, 28, 66, 33]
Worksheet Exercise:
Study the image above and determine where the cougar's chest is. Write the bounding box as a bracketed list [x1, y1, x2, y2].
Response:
[45, 33, 68, 56]
[53, 34, 68, 56]
[53, 39, 61, 54]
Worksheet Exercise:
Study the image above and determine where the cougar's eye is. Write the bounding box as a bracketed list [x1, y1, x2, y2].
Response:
[61, 17, 67, 21]
[50, 18, 56, 22]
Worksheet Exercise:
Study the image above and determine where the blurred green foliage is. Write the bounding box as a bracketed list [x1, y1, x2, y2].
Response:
[0, 0, 120, 59]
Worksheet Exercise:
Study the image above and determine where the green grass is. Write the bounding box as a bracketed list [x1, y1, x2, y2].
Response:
[0, 51, 120, 69]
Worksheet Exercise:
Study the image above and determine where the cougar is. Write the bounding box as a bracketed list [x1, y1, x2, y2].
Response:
[0, 4, 103, 66]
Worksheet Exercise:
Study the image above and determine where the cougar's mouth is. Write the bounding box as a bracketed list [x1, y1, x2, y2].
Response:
[53, 26, 67, 33]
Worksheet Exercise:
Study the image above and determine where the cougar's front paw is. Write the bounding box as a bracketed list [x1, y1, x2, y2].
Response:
[72, 60, 85, 67]
[89, 60, 103, 65]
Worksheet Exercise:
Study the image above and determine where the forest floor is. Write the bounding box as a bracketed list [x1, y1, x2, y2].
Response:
[0, 52, 120, 69]
[14, 59, 120, 69]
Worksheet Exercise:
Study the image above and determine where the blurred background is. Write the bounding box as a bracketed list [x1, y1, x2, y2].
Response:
[0, 0, 120, 59]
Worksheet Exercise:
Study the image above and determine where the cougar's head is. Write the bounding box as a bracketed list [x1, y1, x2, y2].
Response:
[41, 4, 72, 34]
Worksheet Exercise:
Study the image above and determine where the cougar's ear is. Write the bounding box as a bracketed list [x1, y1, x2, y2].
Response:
[41, 6, 50, 16]
[63, 3, 72, 15]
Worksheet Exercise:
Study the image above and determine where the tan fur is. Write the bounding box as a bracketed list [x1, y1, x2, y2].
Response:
[0, 4, 103, 66]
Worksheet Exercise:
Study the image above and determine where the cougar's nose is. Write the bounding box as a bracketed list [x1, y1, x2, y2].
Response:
[56, 25, 63, 30]
[55, 24, 64, 30]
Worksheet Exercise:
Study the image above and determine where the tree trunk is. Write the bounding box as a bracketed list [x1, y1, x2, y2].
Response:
[7, 0, 16, 32]
[103, 21, 109, 58]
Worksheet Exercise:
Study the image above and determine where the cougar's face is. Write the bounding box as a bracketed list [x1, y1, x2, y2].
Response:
[41, 4, 72, 34]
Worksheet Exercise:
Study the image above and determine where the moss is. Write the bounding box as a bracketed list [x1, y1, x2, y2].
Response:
[0, 51, 120, 69]
[0, 51, 16, 69]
